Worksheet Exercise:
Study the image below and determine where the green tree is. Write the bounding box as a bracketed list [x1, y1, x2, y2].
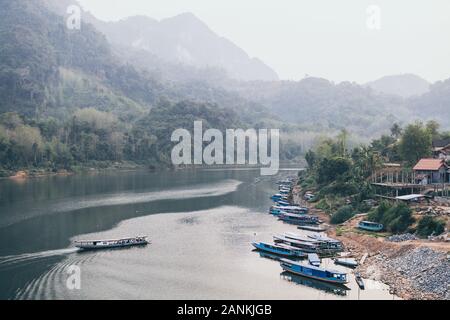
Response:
[426, 120, 440, 139]
[399, 122, 432, 165]
[416, 216, 445, 238]
[390, 123, 402, 139]
[330, 205, 355, 224]
[317, 157, 352, 184]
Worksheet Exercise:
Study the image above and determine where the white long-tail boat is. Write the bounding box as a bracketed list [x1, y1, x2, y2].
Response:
[75, 236, 149, 250]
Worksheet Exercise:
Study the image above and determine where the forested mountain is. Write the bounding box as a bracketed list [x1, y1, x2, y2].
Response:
[43, 0, 278, 82]
[365, 74, 430, 98]
[0, 0, 280, 174]
[409, 78, 450, 128]
[0, 0, 448, 176]
[89, 13, 279, 82]
[226, 78, 410, 137]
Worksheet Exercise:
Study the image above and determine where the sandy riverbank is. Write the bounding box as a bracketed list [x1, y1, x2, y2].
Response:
[292, 185, 450, 300]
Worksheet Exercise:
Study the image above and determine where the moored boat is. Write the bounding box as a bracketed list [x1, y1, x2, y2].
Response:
[297, 225, 327, 232]
[307, 233, 343, 251]
[75, 236, 149, 250]
[334, 258, 358, 268]
[269, 205, 308, 215]
[252, 242, 306, 258]
[280, 259, 348, 284]
[276, 200, 291, 206]
[308, 253, 321, 267]
[278, 212, 319, 225]
[281, 272, 349, 296]
[271, 194, 284, 201]
[358, 221, 383, 232]
[273, 234, 320, 253]
[355, 272, 365, 289]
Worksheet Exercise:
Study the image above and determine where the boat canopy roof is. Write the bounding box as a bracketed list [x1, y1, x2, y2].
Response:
[274, 235, 318, 247]
[74, 236, 148, 243]
[272, 205, 306, 210]
[258, 241, 301, 251]
[284, 232, 320, 243]
[308, 234, 341, 243]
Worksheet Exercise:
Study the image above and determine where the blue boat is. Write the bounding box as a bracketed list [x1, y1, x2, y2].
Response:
[278, 212, 319, 225]
[308, 253, 321, 267]
[252, 242, 306, 258]
[269, 205, 308, 216]
[280, 259, 348, 284]
[271, 194, 283, 201]
[358, 221, 383, 232]
[276, 200, 291, 206]
[281, 272, 349, 296]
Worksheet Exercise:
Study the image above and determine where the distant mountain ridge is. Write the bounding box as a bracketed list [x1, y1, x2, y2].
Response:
[365, 74, 430, 98]
[90, 13, 279, 82]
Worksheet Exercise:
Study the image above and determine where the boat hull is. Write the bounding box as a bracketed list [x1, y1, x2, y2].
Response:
[252, 242, 305, 258]
[76, 241, 148, 250]
[281, 264, 348, 285]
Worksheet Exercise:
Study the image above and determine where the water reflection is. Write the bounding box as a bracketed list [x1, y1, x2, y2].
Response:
[280, 271, 350, 297]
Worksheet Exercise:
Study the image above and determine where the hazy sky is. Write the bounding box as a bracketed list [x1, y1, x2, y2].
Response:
[77, 0, 450, 83]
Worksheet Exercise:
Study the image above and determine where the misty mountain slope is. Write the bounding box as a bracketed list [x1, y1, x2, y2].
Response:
[0, 0, 170, 118]
[1, 0, 280, 128]
[365, 74, 430, 98]
[409, 78, 450, 127]
[228, 77, 411, 136]
[90, 13, 279, 82]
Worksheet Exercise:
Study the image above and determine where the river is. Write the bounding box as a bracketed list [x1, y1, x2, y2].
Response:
[0, 168, 396, 300]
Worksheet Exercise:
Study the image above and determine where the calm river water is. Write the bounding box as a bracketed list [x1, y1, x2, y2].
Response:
[0, 168, 396, 300]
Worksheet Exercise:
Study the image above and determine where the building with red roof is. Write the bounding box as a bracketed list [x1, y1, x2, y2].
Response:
[413, 158, 449, 184]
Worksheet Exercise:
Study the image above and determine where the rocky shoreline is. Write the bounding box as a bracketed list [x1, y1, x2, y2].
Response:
[292, 185, 450, 300]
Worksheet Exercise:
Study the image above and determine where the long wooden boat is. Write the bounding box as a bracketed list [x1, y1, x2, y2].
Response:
[278, 213, 319, 225]
[355, 272, 365, 289]
[307, 233, 344, 251]
[269, 205, 308, 215]
[282, 232, 343, 254]
[276, 200, 291, 206]
[280, 259, 348, 284]
[297, 225, 327, 232]
[75, 236, 149, 250]
[281, 272, 349, 296]
[252, 242, 306, 258]
[334, 258, 358, 268]
[358, 221, 383, 232]
[273, 235, 320, 253]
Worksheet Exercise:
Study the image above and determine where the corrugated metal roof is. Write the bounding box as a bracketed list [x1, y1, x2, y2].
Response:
[413, 159, 446, 171]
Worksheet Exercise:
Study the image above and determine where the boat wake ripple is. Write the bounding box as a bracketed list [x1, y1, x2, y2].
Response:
[52, 179, 242, 212]
[1, 179, 243, 228]
[0, 248, 79, 270]
[14, 251, 98, 300]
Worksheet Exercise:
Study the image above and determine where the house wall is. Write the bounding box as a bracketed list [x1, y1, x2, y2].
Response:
[415, 168, 447, 184]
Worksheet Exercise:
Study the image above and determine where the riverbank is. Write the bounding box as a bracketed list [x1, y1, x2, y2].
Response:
[292, 185, 450, 300]
[0, 161, 149, 180]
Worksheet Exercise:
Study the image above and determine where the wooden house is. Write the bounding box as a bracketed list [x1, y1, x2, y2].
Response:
[413, 158, 449, 184]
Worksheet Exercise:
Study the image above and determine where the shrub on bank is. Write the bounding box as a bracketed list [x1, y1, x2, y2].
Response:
[368, 201, 415, 233]
[330, 205, 355, 224]
[416, 216, 446, 238]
